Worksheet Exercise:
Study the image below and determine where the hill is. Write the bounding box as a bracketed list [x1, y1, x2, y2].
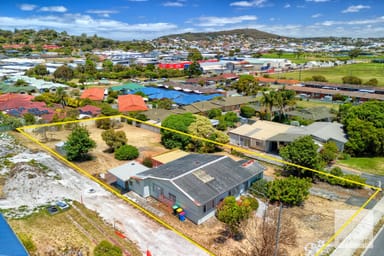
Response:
[157, 28, 283, 41]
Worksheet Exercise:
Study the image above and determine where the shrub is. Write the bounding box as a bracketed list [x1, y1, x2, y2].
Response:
[267, 176, 312, 206]
[250, 179, 269, 198]
[114, 145, 139, 160]
[342, 76, 362, 85]
[142, 156, 153, 168]
[312, 75, 328, 82]
[242, 196, 259, 211]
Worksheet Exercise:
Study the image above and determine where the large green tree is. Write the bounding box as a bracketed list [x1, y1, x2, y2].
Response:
[187, 48, 203, 61]
[64, 125, 96, 161]
[231, 75, 259, 96]
[184, 61, 202, 78]
[161, 113, 196, 149]
[186, 115, 229, 153]
[339, 101, 384, 156]
[53, 65, 74, 81]
[240, 105, 256, 118]
[279, 136, 322, 177]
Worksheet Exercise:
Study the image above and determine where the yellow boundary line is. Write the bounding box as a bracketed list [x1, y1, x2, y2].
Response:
[16, 114, 382, 256]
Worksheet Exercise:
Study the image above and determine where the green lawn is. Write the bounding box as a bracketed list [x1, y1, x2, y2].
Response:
[338, 157, 384, 176]
[295, 99, 340, 111]
[273, 62, 384, 86]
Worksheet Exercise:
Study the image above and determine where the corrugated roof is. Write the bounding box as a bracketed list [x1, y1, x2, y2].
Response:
[305, 122, 348, 143]
[110, 83, 143, 91]
[138, 154, 223, 179]
[0, 214, 29, 256]
[211, 96, 255, 107]
[229, 120, 295, 140]
[118, 94, 148, 112]
[173, 157, 265, 204]
[109, 161, 149, 181]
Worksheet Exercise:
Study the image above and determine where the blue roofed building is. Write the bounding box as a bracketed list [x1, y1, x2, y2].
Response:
[0, 214, 29, 256]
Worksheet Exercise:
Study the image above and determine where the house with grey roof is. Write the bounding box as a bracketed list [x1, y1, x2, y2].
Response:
[229, 120, 347, 153]
[130, 154, 265, 224]
[304, 122, 347, 151]
[108, 161, 149, 192]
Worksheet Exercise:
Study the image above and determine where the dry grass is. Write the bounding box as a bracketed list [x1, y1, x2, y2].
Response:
[8, 201, 142, 256]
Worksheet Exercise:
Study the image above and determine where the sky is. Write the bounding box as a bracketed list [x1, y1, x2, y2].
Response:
[1, 0, 384, 41]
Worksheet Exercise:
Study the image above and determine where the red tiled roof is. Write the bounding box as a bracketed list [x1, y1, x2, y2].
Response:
[0, 93, 35, 111]
[80, 88, 105, 101]
[118, 95, 148, 112]
[79, 105, 101, 116]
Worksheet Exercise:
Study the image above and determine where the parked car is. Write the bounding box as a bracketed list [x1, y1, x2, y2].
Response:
[56, 201, 69, 210]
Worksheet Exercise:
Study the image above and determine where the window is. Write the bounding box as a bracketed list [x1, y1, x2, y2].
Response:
[152, 184, 163, 196]
[203, 199, 215, 213]
[168, 193, 176, 202]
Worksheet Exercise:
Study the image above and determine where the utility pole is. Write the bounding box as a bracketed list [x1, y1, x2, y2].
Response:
[274, 203, 283, 256]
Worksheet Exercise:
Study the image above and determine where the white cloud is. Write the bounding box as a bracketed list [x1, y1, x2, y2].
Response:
[86, 10, 119, 18]
[19, 4, 37, 11]
[230, 0, 267, 8]
[163, 1, 184, 7]
[305, 0, 330, 2]
[39, 6, 67, 13]
[0, 14, 178, 40]
[342, 5, 370, 13]
[316, 16, 384, 26]
[192, 15, 257, 27]
[284, 4, 291, 8]
[312, 13, 322, 18]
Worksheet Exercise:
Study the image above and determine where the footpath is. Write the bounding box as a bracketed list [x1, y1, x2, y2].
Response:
[330, 191, 384, 256]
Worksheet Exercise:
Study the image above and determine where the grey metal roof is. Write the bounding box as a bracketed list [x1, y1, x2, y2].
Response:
[267, 133, 305, 142]
[138, 154, 265, 205]
[305, 122, 347, 143]
[137, 154, 223, 179]
[109, 161, 149, 181]
[173, 157, 265, 204]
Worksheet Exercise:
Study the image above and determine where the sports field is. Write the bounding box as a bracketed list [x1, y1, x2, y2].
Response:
[276, 63, 384, 86]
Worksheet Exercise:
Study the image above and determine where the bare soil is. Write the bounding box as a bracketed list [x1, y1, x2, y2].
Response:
[9, 202, 142, 256]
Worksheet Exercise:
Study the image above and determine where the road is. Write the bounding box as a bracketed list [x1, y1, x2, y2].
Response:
[335, 166, 384, 188]
[363, 226, 384, 256]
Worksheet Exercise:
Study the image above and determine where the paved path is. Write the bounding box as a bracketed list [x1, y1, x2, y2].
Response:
[330, 192, 384, 256]
[363, 226, 384, 256]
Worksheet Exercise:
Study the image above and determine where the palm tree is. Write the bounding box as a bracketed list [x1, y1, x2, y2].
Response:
[55, 86, 67, 108]
[260, 91, 276, 121]
[275, 88, 296, 122]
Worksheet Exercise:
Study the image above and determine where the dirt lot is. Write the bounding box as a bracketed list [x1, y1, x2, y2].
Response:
[9, 202, 142, 256]
[14, 122, 376, 256]
[26, 120, 168, 176]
